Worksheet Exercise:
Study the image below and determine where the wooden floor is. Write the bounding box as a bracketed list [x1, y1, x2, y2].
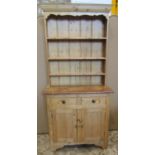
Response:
[37, 131, 118, 155]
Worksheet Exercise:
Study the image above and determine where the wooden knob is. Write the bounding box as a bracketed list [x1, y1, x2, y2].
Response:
[62, 100, 66, 104]
[92, 99, 96, 103]
[77, 119, 82, 123]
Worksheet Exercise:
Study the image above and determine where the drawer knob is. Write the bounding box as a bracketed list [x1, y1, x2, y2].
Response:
[92, 99, 96, 103]
[61, 100, 66, 104]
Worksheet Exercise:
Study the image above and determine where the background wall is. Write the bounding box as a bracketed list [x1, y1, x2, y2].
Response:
[106, 16, 118, 129]
[37, 17, 48, 133]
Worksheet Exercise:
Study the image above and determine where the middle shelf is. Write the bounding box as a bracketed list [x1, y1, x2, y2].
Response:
[48, 57, 106, 61]
[49, 73, 106, 77]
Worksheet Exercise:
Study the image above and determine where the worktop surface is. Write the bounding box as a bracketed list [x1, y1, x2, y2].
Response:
[44, 85, 113, 95]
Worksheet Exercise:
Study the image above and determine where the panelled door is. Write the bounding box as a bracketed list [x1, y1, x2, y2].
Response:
[77, 108, 105, 143]
[51, 109, 77, 143]
[77, 96, 106, 143]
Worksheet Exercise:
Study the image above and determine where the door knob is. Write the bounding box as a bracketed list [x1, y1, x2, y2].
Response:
[77, 119, 82, 123]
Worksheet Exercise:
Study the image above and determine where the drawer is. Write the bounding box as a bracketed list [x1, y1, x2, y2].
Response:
[81, 96, 106, 107]
[47, 97, 77, 109]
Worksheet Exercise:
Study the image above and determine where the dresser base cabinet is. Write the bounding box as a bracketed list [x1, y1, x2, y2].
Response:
[45, 94, 109, 151]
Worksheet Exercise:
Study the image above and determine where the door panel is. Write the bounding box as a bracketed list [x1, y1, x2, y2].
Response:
[78, 108, 105, 143]
[85, 108, 104, 141]
[51, 109, 77, 143]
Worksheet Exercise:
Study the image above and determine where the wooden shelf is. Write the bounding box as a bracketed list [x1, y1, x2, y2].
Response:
[44, 85, 113, 95]
[48, 57, 106, 61]
[49, 73, 105, 77]
[47, 37, 107, 41]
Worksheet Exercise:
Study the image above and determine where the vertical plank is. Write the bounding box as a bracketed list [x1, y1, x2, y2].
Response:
[69, 18, 80, 85]
[56, 18, 60, 85]
[91, 17, 105, 85]
[92, 42, 103, 57]
[68, 16, 71, 86]
[91, 76, 102, 85]
[80, 17, 92, 85]
[57, 18, 69, 38]
[92, 18, 104, 37]
[47, 16, 57, 38]
[57, 17, 70, 85]
[91, 62, 102, 85]
[90, 18, 93, 85]
[92, 18, 105, 57]
[48, 17, 59, 86]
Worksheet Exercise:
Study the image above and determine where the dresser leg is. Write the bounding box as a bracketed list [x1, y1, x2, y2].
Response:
[97, 135, 109, 149]
[103, 132, 109, 149]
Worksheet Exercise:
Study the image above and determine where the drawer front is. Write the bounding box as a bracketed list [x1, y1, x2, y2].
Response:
[81, 96, 106, 108]
[47, 97, 77, 109]
[47, 95, 106, 110]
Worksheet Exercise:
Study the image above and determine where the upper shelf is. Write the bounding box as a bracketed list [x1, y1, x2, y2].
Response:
[47, 37, 107, 41]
